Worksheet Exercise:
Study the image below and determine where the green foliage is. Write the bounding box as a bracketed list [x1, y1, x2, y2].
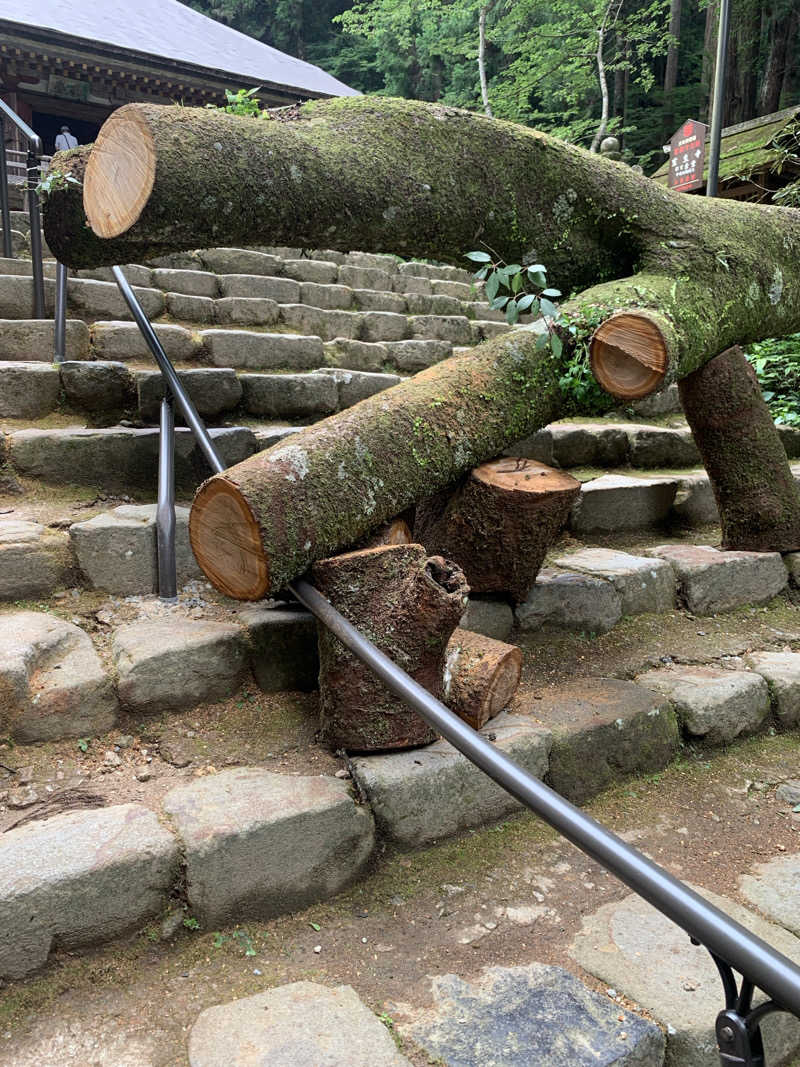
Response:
[747, 333, 800, 427]
[183, 916, 201, 930]
[76, 737, 90, 753]
[466, 250, 562, 328]
[36, 170, 81, 200]
[207, 86, 269, 117]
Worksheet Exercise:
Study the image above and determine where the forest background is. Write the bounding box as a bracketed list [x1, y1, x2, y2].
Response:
[185, 0, 799, 171]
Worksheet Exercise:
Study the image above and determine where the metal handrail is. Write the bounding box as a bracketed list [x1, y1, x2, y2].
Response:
[98, 265, 800, 1066]
[0, 98, 45, 317]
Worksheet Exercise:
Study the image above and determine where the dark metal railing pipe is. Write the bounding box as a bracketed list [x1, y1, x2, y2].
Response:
[111, 266, 225, 475]
[291, 575, 800, 1021]
[706, 0, 731, 198]
[53, 262, 68, 362]
[156, 395, 178, 601]
[0, 116, 12, 260]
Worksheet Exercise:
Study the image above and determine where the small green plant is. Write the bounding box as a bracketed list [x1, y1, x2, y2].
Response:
[76, 738, 90, 753]
[465, 251, 563, 332]
[207, 87, 269, 119]
[183, 916, 201, 931]
[36, 170, 81, 199]
[232, 928, 257, 956]
[747, 333, 800, 427]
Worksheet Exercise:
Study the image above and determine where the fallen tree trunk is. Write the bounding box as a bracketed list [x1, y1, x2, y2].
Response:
[444, 629, 523, 730]
[312, 545, 468, 751]
[678, 347, 800, 551]
[42, 97, 800, 582]
[414, 457, 580, 603]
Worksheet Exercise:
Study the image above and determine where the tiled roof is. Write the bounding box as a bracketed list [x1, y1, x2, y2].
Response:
[0, 0, 358, 98]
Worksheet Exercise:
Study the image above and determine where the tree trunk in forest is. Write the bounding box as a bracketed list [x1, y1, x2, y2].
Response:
[41, 96, 800, 591]
[413, 458, 580, 604]
[312, 545, 468, 751]
[702, 0, 719, 122]
[443, 629, 522, 730]
[590, 7, 613, 153]
[726, 6, 760, 125]
[663, 0, 682, 140]
[478, 4, 493, 118]
[678, 347, 800, 552]
[759, 4, 795, 114]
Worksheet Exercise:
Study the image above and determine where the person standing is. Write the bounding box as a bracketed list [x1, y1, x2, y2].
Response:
[54, 125, 78, 152]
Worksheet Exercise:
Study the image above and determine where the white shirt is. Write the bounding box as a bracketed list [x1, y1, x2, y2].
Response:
[55, 132, 78, 151]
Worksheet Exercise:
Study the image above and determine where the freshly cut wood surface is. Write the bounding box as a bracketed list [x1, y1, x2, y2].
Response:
[84, 105, 157, 238]
[414, 457, 581, 604]
[590, 311, 669, 399]
[444, 628, 522, 730]
[312, 544, 468, 752]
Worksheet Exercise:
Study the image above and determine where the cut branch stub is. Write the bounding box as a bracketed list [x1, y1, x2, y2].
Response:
[414, 457, 581, 604]
[444, 628, 523, 730]
[312, 544, 469, 752]
[590, 311, 669, 399]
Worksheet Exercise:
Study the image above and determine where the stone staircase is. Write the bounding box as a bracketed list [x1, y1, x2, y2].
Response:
[3, 215, 800, 1066]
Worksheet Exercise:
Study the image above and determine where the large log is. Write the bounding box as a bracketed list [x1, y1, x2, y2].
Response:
[41, 97, 800, 579]
[414, 457, 581, 603]
[312, 544, 468, 751]
[678, 347, 800, 551]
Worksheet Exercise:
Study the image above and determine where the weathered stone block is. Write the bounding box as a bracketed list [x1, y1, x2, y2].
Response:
[279, 304, 362, 341]
[431, 278, 474, 300]
[0, 274, 54, 318]
[460, 595, 515, 641]
[352, 712, 551, 848]
[550, 423, 629, 468]
[636, 666, 770, 743]
[313, 367, 400, 408]
[0, 318, 89, 361]
[61, 360, 136, 425]
[338, 264, 393, 291]
[241, 372, 337, 417]
[300, 281, 353, 310]
[68, 278, 164, 321]
[744, 651, 800, 727]
[571, 475, 679, 533]
[136, 367, 242, 422]
[515, 567, 622, 633]
[0, 521, 72, 601]
[152, 268, 218, 297]
[163, 768, 375, 925]
[383, 338, 451, 371]
[739, 853, 800, 939]
[0, 361, 60, 418]
[200, 329, 323, 370]
[241, 606, 319, 692]
[0, 806, 178, 982]
[323, 338, 388, 371]
[165, 292, 216, 322]
[393, 273, 431, 295]
[551, 548, 676, 616]
[627, 425, 701, 468]
[671, 472, 718, 525]
[0, 610, 117, 741]
[218, 272, 299, 303]
[505, 428, 554, 465]
[360, 310, 409, 342]
[282, 258, 339, 284]
[200, 248, 281, 276]
[213, 295, 279, 326]
[571, 889, 800, 1067]
[472, 319, 513, 341]
[647, 544, 787, 615]
[189, 983, 410, 1067]
[253, 425, 302, 450]
[90, 320, 198, 362]
[410, 314, 473, 344]
[113, 617, 247, 713]
[346, 251, 398, 272]
[402, 964, 664, 1067]
[528, 678, 679, 804]
[351, 288, 406, 313]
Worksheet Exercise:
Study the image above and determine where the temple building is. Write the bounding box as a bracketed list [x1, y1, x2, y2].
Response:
[0, 0, 357, 154]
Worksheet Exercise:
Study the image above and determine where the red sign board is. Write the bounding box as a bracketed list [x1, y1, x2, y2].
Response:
[668, 119, 708, 192]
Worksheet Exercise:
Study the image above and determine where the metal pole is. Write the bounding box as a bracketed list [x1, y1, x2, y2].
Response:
[26, 152, 45, 318]
[291, 575, 800, 1021]
[111, 266, 224, 475]
[156, 395, 178, 601]
[53, 262, 68, 363]
[0, 116, 12, 260]
[706, 0, 731, 197]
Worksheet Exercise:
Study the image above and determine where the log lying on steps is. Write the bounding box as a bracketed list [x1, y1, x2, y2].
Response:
[444, 629, 523, 730]
[414, 457, 581, 604]
[678, 346, 800, 552]
[312, 544, 468, 751]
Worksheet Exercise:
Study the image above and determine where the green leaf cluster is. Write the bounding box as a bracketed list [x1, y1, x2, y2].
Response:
[747, 333, 800, 427]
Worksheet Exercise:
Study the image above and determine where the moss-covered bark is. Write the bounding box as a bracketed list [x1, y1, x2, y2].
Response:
[190, 327, 566, 597]
[678, 347, 800, 551]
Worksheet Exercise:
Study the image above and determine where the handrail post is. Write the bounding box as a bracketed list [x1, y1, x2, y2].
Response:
[53, 261, 68, 362]
[0, 116, 12, 260]
[156, 394, 178, 602]
[26, 150, 45, 318]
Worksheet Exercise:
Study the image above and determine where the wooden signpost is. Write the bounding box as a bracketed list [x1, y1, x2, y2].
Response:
[668, 119, 708, 193]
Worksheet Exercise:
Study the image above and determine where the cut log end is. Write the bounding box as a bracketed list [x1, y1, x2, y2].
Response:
[189, 477, 269, 600]
[590, 311, 669, 399]
[473, 456, 580, 494]
[84, 105, 156, 238]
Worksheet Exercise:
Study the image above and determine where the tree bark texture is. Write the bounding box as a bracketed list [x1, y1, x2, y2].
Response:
[413, 458, 581, 604]
[311, 545, 469, 751]
[443, 628, 522, 730]
[678, 346, 800, 551]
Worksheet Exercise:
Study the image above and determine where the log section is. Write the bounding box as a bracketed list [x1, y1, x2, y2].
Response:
[312, 544, 468, 751]
[444, 628, 523, 730]
[414, 458, 581, 603]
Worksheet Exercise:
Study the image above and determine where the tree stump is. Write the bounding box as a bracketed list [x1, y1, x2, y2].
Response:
[678, 346, 800, 551]
[444, 628, 523, 730]
[414, 457, 581, 604]
[360, 518, 413, 548]
[312, 544, 469, 752]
